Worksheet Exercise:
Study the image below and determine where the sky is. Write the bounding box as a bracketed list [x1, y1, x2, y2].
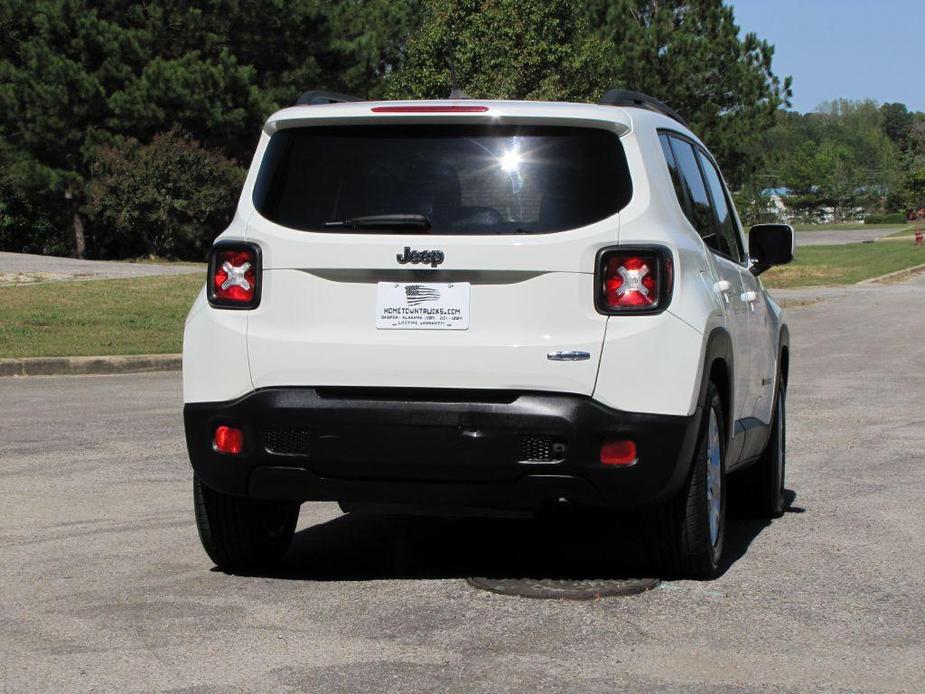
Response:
[728, 0, 924, 113]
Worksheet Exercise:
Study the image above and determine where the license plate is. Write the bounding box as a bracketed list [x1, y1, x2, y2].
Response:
[376, 282, 470, 330]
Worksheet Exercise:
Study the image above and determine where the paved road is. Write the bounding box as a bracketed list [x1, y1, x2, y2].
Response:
[0, 251, 202, 285]
[2, 277, 924, 692]
[794, 227, 904, 246]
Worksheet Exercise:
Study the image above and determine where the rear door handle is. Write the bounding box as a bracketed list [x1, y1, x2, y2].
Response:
[713, 280, 731, 304]
[740, 290, 758, 311]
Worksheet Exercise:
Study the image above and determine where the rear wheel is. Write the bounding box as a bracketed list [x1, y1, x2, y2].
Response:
[193, 475, 300, 571]
[735, 379, 786, 517]
[645, 383, 726, 578]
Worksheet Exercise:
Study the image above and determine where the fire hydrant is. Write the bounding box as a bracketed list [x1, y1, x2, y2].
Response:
[915, 230, 924, 246]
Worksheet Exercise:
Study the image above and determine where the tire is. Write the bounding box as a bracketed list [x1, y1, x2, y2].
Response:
[735, 379, 786, 518]
[193, 475, 300, 572]
[645, 382, 726, 578]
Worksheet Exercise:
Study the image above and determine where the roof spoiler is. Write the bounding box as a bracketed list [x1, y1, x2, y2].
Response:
[295, 90, 364, 106]
[598, 90, 688, 127]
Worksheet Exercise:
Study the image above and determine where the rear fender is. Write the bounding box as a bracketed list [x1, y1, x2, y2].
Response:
[696, 327, 734, 443]
[592, 310, 705, 416]
[183, 289, 253, 403]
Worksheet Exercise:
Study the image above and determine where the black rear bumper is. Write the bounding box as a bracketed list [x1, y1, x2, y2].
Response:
[184, 388, 701, 513]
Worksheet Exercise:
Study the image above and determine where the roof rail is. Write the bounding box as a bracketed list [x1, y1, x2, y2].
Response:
[295, 90, 364, 106]
[598, 90, 688, 127]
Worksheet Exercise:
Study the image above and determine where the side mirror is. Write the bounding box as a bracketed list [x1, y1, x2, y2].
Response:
[749, 224, 794, 276]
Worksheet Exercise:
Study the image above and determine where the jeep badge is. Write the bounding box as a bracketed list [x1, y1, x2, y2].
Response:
[396, 246, 445, 268]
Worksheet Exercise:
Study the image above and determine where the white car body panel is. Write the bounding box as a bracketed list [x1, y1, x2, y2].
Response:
[246, 268, 606, 393]
[183, 287, 252, 403]
[183, 99, 786, 431]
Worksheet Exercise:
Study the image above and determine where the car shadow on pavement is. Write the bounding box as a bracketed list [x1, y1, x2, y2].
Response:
[718, 489, 801, 575]
[274, 510, 650, 582]
[240, 489, 800, 583]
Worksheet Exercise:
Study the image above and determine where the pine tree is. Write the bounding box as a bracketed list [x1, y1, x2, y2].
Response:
[583, 0, 792, 187]
[0, 1, 346, 257]
[386, 0, 611, 101]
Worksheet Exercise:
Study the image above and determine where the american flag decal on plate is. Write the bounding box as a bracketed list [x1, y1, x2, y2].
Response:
[404, 284, 441, 305]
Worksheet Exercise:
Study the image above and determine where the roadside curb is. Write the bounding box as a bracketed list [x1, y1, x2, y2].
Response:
[0, 354, 181, 378]
[857, 262, 925, 285]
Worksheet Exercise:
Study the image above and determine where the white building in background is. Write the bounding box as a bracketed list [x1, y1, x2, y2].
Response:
[763, 187, 791, 220]
[759, 187, 864, 224]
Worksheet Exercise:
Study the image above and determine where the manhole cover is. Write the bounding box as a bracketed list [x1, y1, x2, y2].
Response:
[466, 576, 660, 600]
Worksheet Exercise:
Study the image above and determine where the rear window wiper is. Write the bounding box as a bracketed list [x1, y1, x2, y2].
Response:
[324, 214, 432, 232]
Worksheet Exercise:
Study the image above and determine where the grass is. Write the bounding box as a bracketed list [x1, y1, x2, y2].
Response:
[1, 243, 924, 357]
[0, 274, 203, 358]
[792, 222, 907, 232]
[887, 225, 923, 238]
[762, 241, 925, 288]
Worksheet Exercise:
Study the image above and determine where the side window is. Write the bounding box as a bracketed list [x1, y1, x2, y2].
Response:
[668, 137, 719, 247]
[697, 150, 744, 262]
[659, 134, 689, 217]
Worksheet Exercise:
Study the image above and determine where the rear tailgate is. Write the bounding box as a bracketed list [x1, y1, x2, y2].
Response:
[246, 262, 606, 394]
[242, 105, 633, 396]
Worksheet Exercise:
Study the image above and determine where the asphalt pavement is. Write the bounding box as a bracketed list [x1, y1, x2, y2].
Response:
[794, 227, 903, 246]
[0, 251, 201, 286]
[1, 275, 924, 692]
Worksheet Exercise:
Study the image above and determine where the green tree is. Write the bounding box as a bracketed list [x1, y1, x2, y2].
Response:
[0, 0, 362, 258]
[386, 0, 611, 101]
[0, 147, 70, 256]
[902, 155, 925, 208]
[766, 100, 905, 220]
[880, 102, 914, 146]
[812, 142, 866, 223]
[86, 130, 245, 259]
[330, 0, 425, 99]
[583, 0, 792, 188]
[899, 120, 925, 207]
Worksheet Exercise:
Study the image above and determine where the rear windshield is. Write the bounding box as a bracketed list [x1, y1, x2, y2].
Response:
[252, 124, 631, 234]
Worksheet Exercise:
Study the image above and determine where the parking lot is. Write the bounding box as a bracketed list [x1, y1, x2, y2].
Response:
[2, 275, 924, 692]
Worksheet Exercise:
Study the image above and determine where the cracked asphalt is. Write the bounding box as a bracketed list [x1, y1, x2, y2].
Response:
[1, 274, 924, 692]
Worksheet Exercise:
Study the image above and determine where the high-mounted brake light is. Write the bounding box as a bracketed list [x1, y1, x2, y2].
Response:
[370, 105, 489, 113]
[207, 241, 262, 309]
[596, 247, 672, 314]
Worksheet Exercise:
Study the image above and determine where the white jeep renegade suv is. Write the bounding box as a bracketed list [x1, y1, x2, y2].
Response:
[184, 90, 794, 577]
